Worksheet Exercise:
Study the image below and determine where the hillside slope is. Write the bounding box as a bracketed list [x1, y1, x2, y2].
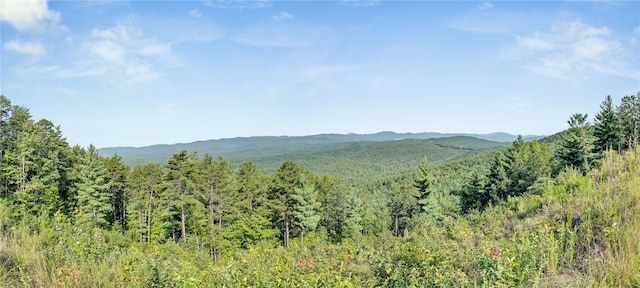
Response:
[97, 131, 531, 166]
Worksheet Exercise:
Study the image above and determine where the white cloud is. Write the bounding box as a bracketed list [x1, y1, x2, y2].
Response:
[233, 26, 319, 48]
[338, 0, 380, 7]
[82, 40, 124, 62]
[517, 35, 555, 50]
[138, 43, 170, 56]
[3, 39, 46, 56]
[565, 21, 609, 38]
[189, 9, 202, 18]
[478, 2, 493, 10]
[504, 21, 636, 80]
[635, 27, 640, 35]
[91, 25, 130, 41]
[0, 0, 61, 32]
[78, 25, 174, 83]
[203, 0, 271, 9]
[273, 11, 293, 21]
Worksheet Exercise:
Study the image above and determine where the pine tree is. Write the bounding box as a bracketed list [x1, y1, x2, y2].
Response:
[616, 93, 640, 151]
[483, 151, 510, 204]
[162, 150, 199, 243]
[594, 95, 620, 152]
[557, 113, 598, 174]
[291, 179, 321, 249]
[75, 145, 111, 228]
[343, 190, 363, 239]
[199, 154, 238, 259]
[315, 174, 347, 241]
[127, 163, 163, 243]
[414, 157, 435, 213]
[102, 155, 128, 230]
[460, 173, 486, 213]
[236, 161, 273, 247]
[269, 161, 305, 248]
[505, 137, 552, 196]
[388, 181, 417, 237]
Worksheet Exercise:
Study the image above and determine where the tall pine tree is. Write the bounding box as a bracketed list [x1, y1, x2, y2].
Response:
[557, 113, 598, 174]
[75, 145, 111, 228]
[162, 150, 199, 243]
[269, 161, 305, 248]
[291, 179, 321, 249]
[594, 95, 620, 152]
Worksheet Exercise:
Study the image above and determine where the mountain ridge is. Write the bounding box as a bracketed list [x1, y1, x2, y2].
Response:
[99, 131, 543, 150]
[97, 131, 542, 167]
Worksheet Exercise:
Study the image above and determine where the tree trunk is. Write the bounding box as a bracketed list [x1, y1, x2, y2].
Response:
[147, 187, 153, 243]
[209, 183, 216, 261]
[181, 205, 187, 243]
[284, 210, 290, 248]
[300, 230, 304, 250]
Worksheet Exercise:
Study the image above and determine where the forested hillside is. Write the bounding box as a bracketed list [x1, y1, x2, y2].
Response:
[1, 93, 639, 287]
[96, 132, 534, 165]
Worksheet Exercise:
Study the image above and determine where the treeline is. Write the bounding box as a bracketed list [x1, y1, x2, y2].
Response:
[1, 93, 638, 247]
[1, 92, 639, 286]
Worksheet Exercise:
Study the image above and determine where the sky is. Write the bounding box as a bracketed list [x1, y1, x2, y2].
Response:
[1, 0, 639, 148]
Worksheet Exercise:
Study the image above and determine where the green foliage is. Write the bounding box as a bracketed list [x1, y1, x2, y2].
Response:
[291, 180, 321, 248]
[594, 95, 621, 152]
[414, 157, 435, 213]
[161, 150, 199, 243]
[557, 113, 599, 173]
[75, 145, 112, 229]
[616, 93, 640, 151]
[1, 94, 640, 287]
[269, 161, 306, 248]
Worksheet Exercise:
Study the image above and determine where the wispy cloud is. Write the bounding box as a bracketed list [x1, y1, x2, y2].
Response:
[478, 2, 493, 10]
[456, 17, 640, 81]
[73, 25, 175, 83]
[203, 0, 271, 9]
[511, 21, 636, 80]
[189, 9, 202, 18]
[3, 40, 46, 56]
[233, 25, 323, 48]
[0, 0, 62, 32]
[338, 0, 380, 8]
[82, 25, 171, 83]
[273, 11, 293, 21]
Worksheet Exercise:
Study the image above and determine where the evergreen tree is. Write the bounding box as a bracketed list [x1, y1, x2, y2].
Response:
[505, 137, 552, 196]
[414, 157, 435, 213]
[127, 163, 163, 243]
[291, 179, 321, 249]
[199, 154, 238, 259]
[102, 155, 128, 230]
[236, 161, 273, 247]
[594, 95, 620, 152]
[75, 145, 111, 228]
[388, 180, 417, 237]
[314, 174, 347, 242]
[483, 151, 510, 205]
[616, 93, 640, 151]
[460, 173, 486, 213]
[343, 190, 363, 239]
[162, 150, 199, 243]
[557, 113, 598, 173]
[0, 96, 13, 197]
[269, 161, 305, 248]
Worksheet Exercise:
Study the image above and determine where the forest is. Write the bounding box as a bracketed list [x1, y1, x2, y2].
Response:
[0, 93, 639, 287]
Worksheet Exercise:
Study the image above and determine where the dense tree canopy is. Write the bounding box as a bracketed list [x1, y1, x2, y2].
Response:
[0, 93, 639, 287]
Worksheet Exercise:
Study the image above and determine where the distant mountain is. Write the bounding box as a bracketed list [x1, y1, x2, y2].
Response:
[97, 131, 530, 169]
[245, 136, 510, 182]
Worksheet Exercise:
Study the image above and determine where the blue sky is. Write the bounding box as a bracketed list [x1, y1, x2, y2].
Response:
[1, 0, 639, 148]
